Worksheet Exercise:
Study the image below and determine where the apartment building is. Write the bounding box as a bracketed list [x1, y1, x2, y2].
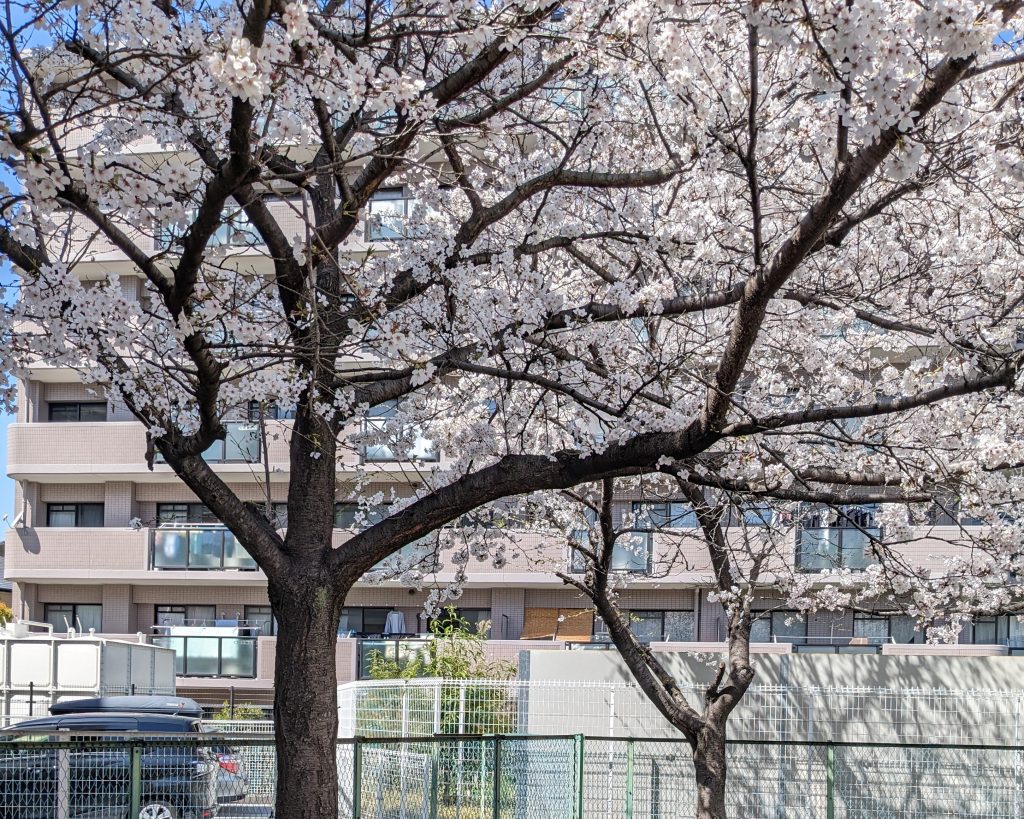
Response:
[6, 353, 1018, 707]
[5, 135, 1019, 709]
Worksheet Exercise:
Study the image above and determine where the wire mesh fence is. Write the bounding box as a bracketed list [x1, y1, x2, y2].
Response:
[1, 733, 1024, 818]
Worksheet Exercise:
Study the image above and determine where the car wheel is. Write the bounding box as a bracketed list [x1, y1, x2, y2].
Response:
[137, 802, 178, 819]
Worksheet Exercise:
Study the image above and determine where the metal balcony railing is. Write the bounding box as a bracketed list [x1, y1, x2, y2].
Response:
[150, 525, 257, 571]
[150, 635, 257, 678]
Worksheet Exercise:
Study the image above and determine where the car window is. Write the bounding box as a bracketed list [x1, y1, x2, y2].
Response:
[6, 734, 53, 743]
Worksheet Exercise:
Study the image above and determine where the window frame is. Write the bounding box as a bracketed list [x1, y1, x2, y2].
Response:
[154, 604, 216, 628]
[156, 503, 220, 525]
[365, 187, 412, 241]
[45, 503, 104, 527]
[47, 401, 108, 422]
[44, 603, 102, 633]
[593, 609, 696, 643]
[244, 605, 277, 636]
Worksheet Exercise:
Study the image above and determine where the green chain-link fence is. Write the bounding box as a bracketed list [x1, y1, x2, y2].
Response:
[1, 733, 1022, 818]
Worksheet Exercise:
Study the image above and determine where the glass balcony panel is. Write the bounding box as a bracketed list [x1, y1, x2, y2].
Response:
[152, 637, 185, 675]
[797, 529, 840, 570]
[188, 530, 224, 568]
[222, 533, 257, 570]
[152, 531, 189, 569]
[219, 639, 256, 677]
[841, 528, 879, 569]
[183, 637, 221, 676]
[610, 534, 650, 573]
[224, 423, 260, 461]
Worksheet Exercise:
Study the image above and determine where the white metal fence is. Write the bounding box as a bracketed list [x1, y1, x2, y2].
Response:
[337, 678, 1024, 744]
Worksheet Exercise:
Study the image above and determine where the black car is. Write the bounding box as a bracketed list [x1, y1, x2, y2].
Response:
[0, 712, 220, 819]
[47, 696, 249, 807]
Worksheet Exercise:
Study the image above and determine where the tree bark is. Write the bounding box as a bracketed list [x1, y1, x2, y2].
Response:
[270, 573, 345, 819]
[694, 722, 728, 819]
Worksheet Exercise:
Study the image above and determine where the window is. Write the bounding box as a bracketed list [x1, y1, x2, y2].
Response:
[245, 605, 276, 636]
[156, 503, 220, 525]
[740, 504, 774, 526]
[155, 200, 261, 250]
[750, 611, 807, 643]
[362, 400, 439, 463]
[247, 401, 298, 421]
[334, 502, 384, 529]
[338, 607, 390, 636]
[797, 505, 880, 571]
[633, 502, 696, 529]
[245, 502, 288, 529]
[429, 608, 491, 637]
[853, 613, 890, 640]
[570, 528, 651, 573]
[46, 503, 104, 527]
[630, 611, 666, 643]
[890, 615, 926, 644]
[48, 401, 107, 422]
[593, 610, 695, 643]
[973, 616, 999, 645]
[154, 605, 216, 628]
[365, 187, 412, 241]
[44, 603, 102, 633]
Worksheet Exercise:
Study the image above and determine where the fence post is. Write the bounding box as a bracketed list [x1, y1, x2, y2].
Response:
[56, 745, 70, 819]
[573, 734, 585, 819]
[352, 739, 363, 819]
[129, 742, 143, 819]
[825, 743, 835, 819]
[28, 681, 33, 716]
[429, 743, 439, 819]
[230, 685, 236, 720]
[492, 736, 502, 819]
[625, 738, 635, 819]
[433, 683, 442, 734]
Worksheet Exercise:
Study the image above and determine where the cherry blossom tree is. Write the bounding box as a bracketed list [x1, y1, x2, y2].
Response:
[2, 0, 1024, 817]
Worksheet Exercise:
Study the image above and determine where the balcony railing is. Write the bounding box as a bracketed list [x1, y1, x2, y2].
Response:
[151, 635, 257, 678]
[150, 525, 257, 571]
[796, 527, 880, 571]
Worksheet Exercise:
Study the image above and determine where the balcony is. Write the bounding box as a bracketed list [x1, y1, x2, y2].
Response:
[7, 420, 293, 480]
[796, 526, 880, 571]
[5, 527, 149, 580]
[150, 525, 257, 571]
[151, 631, 258, 678]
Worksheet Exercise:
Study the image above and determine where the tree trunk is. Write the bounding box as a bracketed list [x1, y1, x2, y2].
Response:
[693, 722, 728, 819]
[270, 574, 345, 819]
